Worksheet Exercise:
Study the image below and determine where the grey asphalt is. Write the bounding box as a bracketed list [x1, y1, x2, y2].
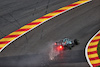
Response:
[0, 0, 78, 39]
[0, 0, 100, 67]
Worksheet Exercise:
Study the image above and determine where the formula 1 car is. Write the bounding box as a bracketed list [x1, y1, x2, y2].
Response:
[54, 38, 79, 51]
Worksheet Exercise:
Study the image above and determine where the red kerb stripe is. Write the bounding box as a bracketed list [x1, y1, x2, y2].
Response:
[93, 63, 100, 67]
[67, 4, 80, 6]
[0, 41, 10, 44]
[27, 22, 41, 25]
[88, 51, 97, 55]
[88, 45, 97, 49]
[39, 16, 53, 19]
[52, 10, 66, 13]
[4, 35, 20, 38]
[89, 57, 99, 61]
[96, 34, 100, 36]
[15, 29, 30, 32]
[91, 39, 100, 42]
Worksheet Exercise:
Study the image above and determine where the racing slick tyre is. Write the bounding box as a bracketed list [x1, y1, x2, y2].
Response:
[74, 39, 79, 45]
[67, 45, 72, 50]
[69, 47, 72, 50]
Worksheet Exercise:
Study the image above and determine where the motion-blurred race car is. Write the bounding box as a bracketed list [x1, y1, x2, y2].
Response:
[54, 38, 79, 51]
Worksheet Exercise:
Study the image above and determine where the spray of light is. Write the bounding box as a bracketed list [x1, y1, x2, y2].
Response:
[49, 43, 60, 60]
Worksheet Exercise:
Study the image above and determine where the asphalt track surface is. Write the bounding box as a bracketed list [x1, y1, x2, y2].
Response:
[0, 0, 100, 67]
[0, 0, 78, 39]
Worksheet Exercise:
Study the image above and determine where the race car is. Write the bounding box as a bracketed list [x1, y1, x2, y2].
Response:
[54, 38, 79, 51]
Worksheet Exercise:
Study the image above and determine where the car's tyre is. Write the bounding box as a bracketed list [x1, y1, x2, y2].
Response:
[69, 47, 72, 50]
[74, 39, 79, 45]
[67, 45, 72, 50]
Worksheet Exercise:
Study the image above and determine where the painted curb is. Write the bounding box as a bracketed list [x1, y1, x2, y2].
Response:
[85, 30, 100, 67]
[0, 0, 92, 53]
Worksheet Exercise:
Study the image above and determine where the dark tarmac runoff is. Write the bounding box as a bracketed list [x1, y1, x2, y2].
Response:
[0, 0, 100, 67]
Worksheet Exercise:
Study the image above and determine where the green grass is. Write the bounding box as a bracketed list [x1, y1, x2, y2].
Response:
[97, 41, 100, 58]
[97, 41, 100, 67]
[96, 66, 100, 67]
